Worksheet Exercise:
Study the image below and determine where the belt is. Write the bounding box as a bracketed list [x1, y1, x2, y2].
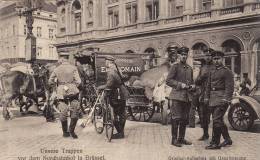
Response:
[211, 87, 225, 91]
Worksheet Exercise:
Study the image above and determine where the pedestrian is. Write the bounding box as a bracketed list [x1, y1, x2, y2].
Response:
[166, 46, 195, 147]
[48, 53, 82, 139]
[97, 55, 129, 139]
[240, 73, 251, 96]
[205, 51, 234, 149]
[195, 48, 215, 141]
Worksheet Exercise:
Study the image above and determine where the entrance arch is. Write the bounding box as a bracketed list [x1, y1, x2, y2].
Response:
[221, 39, 242, 76]
[252, 38, 260, 88]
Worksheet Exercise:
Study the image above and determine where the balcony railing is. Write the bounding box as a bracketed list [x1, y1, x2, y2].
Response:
[220, 5, 244, 15]
[252, 2, 260, 11]
[190, 11, 211, 20]
[143, 20, 159, 27]
[165, 15, 183, 24]
[124, 23, 138, 30]
[107, 27, 119, 33]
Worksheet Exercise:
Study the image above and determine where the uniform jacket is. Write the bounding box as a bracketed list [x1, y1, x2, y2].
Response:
[49, 61, 81, 99]
[195, 64, 215, 101]
[166, 62, 194, 102]
[101, 69, 129, 101]
[205, 65, 234, 107]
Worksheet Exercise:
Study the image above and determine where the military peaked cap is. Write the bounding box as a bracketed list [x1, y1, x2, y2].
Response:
[212, 50, 224, 57]
[105, 55, 116, 61]
[203, 48, 214, 56]
[177, 46, 189, 55]
[167, 46, 179, 53]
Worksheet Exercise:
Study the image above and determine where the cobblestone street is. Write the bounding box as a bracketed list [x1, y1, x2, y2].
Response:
[0, 108, 260, 160]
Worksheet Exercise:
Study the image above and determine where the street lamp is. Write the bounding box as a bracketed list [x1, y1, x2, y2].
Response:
[15, 0, 43, 63]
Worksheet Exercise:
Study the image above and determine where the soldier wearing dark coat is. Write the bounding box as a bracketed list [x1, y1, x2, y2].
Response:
[98, 56, 129, 139]
[166, 46, 195, 147]
[205, 51, 234, 149]
[195, 48, 215, 141]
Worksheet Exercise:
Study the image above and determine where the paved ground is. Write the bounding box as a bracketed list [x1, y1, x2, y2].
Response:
[0, 108, 260, 160]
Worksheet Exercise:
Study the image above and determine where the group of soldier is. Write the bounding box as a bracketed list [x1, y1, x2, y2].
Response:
[47, 45, 234, 150]
[48, 53, 128, 140]
[165, 46, 234, 150]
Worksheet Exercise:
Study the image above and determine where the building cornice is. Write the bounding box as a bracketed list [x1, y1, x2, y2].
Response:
[56, 13, 260, 48]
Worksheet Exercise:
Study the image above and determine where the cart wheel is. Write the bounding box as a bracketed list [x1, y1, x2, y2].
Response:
[161, 100, 169, 125]
[228, 102, 255, 131]
[129, 105, 155, 122]
[93, 104, 104, 134]
[105, 105, 114, 142]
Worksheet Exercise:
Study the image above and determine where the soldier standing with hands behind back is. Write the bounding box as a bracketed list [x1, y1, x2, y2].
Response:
[205, 51, 234, 149]
[166, 46, 195, 147]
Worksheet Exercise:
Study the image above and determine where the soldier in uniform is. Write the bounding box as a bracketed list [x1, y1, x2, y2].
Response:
[166, 46, 195, 147]
[205, 51, 234, 149]
[195, 48, 215, 141]
[98, 55, 129, 139]
[49, 53, 81, 139]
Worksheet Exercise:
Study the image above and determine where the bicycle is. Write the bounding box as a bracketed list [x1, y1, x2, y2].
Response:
[92, 89, 114, 142]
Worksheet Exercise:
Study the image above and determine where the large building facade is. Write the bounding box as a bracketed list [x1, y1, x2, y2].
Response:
[55, 0, 260, 85]
[0, 1, 58, 64]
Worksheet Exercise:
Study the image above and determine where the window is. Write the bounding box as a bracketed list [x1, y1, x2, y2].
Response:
[49, 29, 54, 39]
[60, 28, 66, 33]
[0, 28, 2, 39]
[75, 13, 81, 33]
[13, 46, 16, 56]
[37, 47, 42, 57]
[24, 25, 27, 35]
[13, 25, 16, 36]
[88, 1, 93, 18]
[169, 0, 184, 17]
[61, 8, 66, 23]
[201, 0, 212, 11]
[146, 0, 159, 21]
[108, 0, 118, 3]
[37, 27, 42, 37]
[108, 6, 119, 28]
[126, 2, 138, 25]
[49, 46, 54, 57]
[224, 0, 243, 7]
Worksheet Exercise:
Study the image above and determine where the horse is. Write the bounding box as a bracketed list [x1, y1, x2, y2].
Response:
[0, 62, 58, 120]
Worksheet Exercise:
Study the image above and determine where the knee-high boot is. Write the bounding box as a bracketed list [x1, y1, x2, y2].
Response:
[206, 127, 221, 149]
[69, 118, 78, 139]
[171, 120, 181, 147]
[220, 125, 232, 147]
[178, 122, 192, 145]
[61, 120, 70, 137]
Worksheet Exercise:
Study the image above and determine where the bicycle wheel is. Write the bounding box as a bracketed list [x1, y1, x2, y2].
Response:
[93, 104, 104, 134]
[105, 104, 114, 142]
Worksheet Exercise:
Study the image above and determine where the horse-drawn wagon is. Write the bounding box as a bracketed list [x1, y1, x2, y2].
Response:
[74, 51, 156, 122]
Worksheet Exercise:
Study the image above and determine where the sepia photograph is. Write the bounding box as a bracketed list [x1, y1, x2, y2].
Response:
[0, 0, 260, 160]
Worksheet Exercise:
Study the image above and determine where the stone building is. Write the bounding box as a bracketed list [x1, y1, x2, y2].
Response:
[55, 0, 260, 85]
[0, 1, 58, 64]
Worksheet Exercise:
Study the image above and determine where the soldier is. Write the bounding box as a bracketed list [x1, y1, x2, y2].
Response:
[195, 48, 215, 141]
[98, 55, 129, 139]
[167, 46, 179, 65]
[49, 53, 81, 139]
[205, 51, 234, 149]
[166, 46, 195, 147]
